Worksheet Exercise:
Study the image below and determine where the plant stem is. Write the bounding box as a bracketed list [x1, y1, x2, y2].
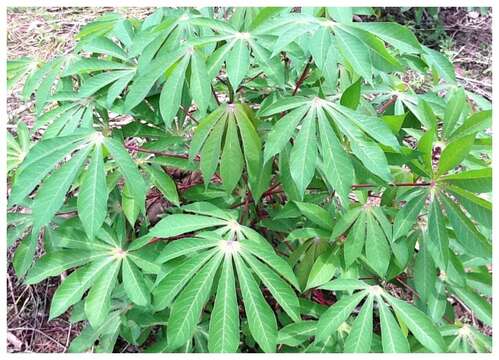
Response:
[352, 182, 432, 189]
[229, 181, 433, 209]
[292, 56, 313, 96]
[124, 144, 190, 159]
[377, 95, 397, 113]
[180, 105, 199, 124]
[211, 85, 221, 106]
[216, 76, 235, 103]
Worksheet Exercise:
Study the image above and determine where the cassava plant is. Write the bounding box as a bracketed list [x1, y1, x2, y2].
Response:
[7, 7, 492, 353]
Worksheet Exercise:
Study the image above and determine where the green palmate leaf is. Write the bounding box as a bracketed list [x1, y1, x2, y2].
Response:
[427, 280, 447, 323]
[7, 213, 31, 248]
[341, 24, 402, 70]
[412, 99, 437, 130]
[271, 25, 311, 57]
[7, 57, 35, 91]
[182, 201, 234, 220]
[207, 42, 232, 79]
[279, 143, 301, 201]
[124, 47, 184, 111]
[22, 59, 53, 100]
[220, 114, 244, 193]
[440, 194, 491, 259]
[417, 126, 435, 174]
[259, 96, 311, 117]
[26, 249, 107, 284]
[190, 48, 212, 115]
[437, 135, 475, 175]
[189, 106, 226, 159]
[331, 104, 400, 151]
[447, 184, 491, 229]
[351, 137, 392, 181]
[310, 27, 333, 71]
[371, 207, 392, 243]
[122, 183, 140, 225]
[263, 104, 309, 163]
[104, 137, 147, 210]
[377, 296, 410, 353]
[226, 39, 250, 89]
[32, 103, 77, 133]
[249, 39, 285, 85]
[449, 285, 491, 326]
[32, 145, 92, 229]
[294, 201, 334, 231]
[208, 255, 240, 353]
[343, 212, 366, 267]
[446, 251, 466, 287]
[365, 211, 390, 276]
[240, 227, 300, 290]
[50, 257, 114, 319]
[122, 256, 150, 306]
[277, 320, 317, 346]
[353, 22, 421, 54]
[322, 45, 339, 89]
[305, 248, 340, 290]
[234, 106, 262, 191]
[80, 36, 128, 60]
[127, 250, 162, 274]
[156, 238, 220, 264]
[7, 121, 30, 172]
[106, 70, 134, 107]
[325, 103, 392, 181]
[9, 133, 91, 206]
[427, 196, 449, 269]
[153, 249, 217, 310]
[200, 113, 227, 184]
[331, 206, 362, 239]
[13, 231, 38, 278]
[78, 144, 108, 240]
[85, 259, 121, 328]
[392, 193, 426, 241]
[442, 168, 491, 193]
[450, 110, 492, 140]
[333, 26, 372, 81]
[316, 290, 368, 343]
[344, 294, 373, 353]
[148, 214, 228, 239]
[234, 254, 277, 353]
[340, 78, 361, 110]
[76, 12, 121, 38]
[167, 252, 223, 350]
[422, 46, 456, 84]
[290, 106, 317, 197]
[249, 7, 289, 31]
[35, 57, 64, 116]
[414, 232, 437, 302]
[316, 106, 354, 205]
[384, 293, 446, 352]
[242, 251, 301, 322]
[68, 310, 122, 352]
[329, 7, 352, 22]
[77, 70, 134, 98]
[159, 55, 190, 127]
[64, 57, 133, 76]
[5, 7, 492, 354]
[143, 163, 179, 206]
[443, 87, 466, 138]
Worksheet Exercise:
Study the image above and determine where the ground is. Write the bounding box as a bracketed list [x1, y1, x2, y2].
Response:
[6, 7, 492, 353]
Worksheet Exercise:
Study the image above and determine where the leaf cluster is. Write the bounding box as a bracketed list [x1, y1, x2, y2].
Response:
[7, 7, 491, 353]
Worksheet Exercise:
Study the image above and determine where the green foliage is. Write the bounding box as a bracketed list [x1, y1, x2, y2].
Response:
[7, 6, 491, 354]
